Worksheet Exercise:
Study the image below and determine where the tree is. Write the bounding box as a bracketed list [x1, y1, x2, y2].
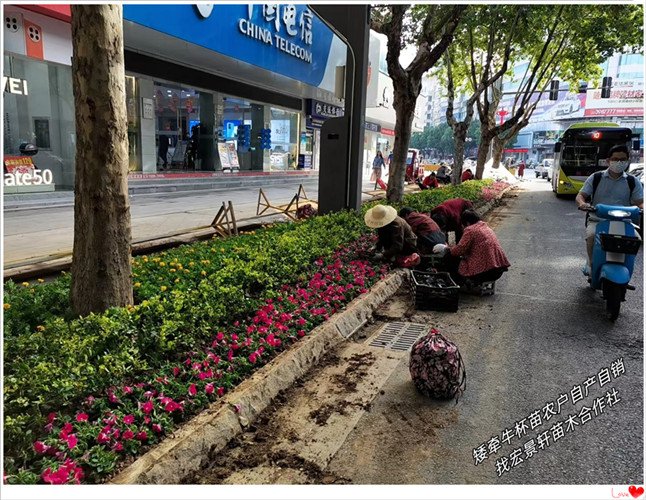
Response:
[444, 5, 522, 183]
[371, 4, 467, 202]
[70, 5, 133, 316]
[479, 4, 644, 173]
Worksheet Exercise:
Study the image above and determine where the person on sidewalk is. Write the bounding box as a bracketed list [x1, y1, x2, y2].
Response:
[517, 160, 526, 180]
[416, 172, 439, 190]
[370, 151, 386, 183]
[432, 209, 510, 285]
[365, 204, 420, 268]
[461, 168, 474, 182]
[430, 198, 474, 244]
[399, 207, 446, 253]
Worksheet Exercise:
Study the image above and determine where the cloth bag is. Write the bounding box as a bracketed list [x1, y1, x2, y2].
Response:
[409, 328, 466, 401]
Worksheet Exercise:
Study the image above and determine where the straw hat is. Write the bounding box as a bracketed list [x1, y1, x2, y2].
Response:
[364, 204, 397, 228]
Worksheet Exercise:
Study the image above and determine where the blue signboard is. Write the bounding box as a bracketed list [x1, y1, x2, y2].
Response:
[123, 4, 335, 88]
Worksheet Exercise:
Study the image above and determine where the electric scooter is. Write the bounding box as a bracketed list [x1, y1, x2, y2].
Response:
[580, 204, 642, 321]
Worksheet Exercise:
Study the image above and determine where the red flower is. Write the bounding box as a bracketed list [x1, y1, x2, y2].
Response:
[123, 414, 135, 425]
[248, 353, 258, 364]
[152, 423, 163, 434]
[97, 432, 111, 444]
[216, 332, 225, 342]
[33, 441, 50, 454]
[172, 366, 181, 377]
[59, 422, 73, 439]
[112, 442, 124, 452]
[122, 430, 134, 441]
[136, 431, 148, 441]
[297, 317, 306, 326]
[188, 384, 197, 396]
[217, 387, 225, 397]
[66, 434, 78, 449]
[297, 330, 306, 338]
[75, 413, 89, 423]
[47, 412, 57, 424]
[205, 383, 214, 395]
[41, 466, 69, 485]
[142, 401, 154, 414]
[122, 386, 134, 395]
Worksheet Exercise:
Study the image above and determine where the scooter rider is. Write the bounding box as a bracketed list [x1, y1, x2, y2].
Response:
[575, 144, 643, 274]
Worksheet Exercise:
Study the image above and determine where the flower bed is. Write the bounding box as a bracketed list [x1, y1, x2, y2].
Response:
[3, 180, 507, 484]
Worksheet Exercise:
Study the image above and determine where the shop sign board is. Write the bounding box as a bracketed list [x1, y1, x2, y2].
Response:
[3, 76, 29, 95]
[4, 156, 53, 186]
[381, 128, 395, 136]
[365, 122, 380, 133]
[307, 99, 343, 120]
[584, 81, 644, 117]
[123, 5, 336, 87]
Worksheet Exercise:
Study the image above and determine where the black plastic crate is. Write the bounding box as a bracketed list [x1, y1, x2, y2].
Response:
[600, 233, 641, 255]
[411, 270, 459, 312]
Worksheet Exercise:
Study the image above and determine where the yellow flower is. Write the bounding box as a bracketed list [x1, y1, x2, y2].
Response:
[134, 282, 141, 288]
[169, 268, 176, 273]
[184, 269, 190, 274]
[160, 286, 167, 292]
[189, 262, 195, 267]
[4, 303, 10, 310]
[159, 262, 166, 267]
[36, 325, 45, 332]
[174, 278, 180, 283]
[201, 271, 207, 276]
[21, 282, 30, 287]
[37, 279, 44, 283]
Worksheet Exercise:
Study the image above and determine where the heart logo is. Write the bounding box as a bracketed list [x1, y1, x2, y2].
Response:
[629, 486, 645, 498]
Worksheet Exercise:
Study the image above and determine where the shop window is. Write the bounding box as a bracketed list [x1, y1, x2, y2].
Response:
[270, 107, 299, 170]
[3, 54, 75, 189]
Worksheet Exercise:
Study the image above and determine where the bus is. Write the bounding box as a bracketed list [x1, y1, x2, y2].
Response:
[551, 122, 640, 196]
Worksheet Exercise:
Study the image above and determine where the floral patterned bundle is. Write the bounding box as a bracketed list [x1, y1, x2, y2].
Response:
[409, 328, 466, 402]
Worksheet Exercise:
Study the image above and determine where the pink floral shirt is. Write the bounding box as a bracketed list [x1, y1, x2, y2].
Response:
[449, 221, 510, 276]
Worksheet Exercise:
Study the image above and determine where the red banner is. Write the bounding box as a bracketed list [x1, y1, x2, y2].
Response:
[381, 128, 395, 136]
[4, 156, 35, 174]
[584, 108, 644, 117]
[504, 148, 529, 153]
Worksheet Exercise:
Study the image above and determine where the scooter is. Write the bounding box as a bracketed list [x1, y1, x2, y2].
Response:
[580, 204, 642, 321]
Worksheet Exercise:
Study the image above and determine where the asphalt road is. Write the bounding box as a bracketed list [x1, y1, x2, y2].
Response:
[327, 177, 644, 484]
[193, 176, 643, 485]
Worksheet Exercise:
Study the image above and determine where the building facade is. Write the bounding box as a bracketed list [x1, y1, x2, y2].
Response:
[3, 4, 347, 192]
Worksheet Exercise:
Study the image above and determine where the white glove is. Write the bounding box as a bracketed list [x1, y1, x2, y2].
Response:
[433, 244, 448, 255]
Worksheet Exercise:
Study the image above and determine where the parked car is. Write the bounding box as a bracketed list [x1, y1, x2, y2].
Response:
[536, 159, 554, 179]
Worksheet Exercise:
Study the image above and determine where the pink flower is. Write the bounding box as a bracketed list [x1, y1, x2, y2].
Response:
[188, 384, 197, 396]
[216, 332, 225, 342]
[136, 431, 148, 441]
[76, 413, 89, 422]
[112, 442, 124, 452]
[217, 387, 225, 397]
[205, 383, 214, 395]
[47, 412, 57, 424]
[122, 386, 134, 395]
[297, 317, 306, 326]
[123, 414, 135, 425]
[108, 391, 120, 404]
[33, 441, 50, 454]
[66, 434, 78, 449]
[97, 432, 111, 444]
[59, 422, 73, 439]
[248, 353, 258, 364]
[297, 330, 306, 338]
[172, 366, 181, 377]
[41, 466, 69, 485]
[152, 423, 163, 434]
[142, 401, 154, 414]
[122, 430, 134, 441]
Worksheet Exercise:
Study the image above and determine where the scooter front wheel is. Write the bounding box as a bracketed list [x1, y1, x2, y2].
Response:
[602, 280, 624, 322]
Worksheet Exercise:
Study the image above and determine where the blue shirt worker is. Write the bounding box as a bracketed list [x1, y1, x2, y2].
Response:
[575, 144, 643, 272]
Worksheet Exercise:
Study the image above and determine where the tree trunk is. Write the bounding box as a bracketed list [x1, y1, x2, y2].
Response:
[475, 133, 492, 179]
[491, 135, 505, 169]
[70, 5, 133, 316]
[452, 125, 467, 185]
[386, 94, 416, 203]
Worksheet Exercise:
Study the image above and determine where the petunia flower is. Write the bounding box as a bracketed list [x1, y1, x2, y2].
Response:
[141, 401, 154, 414]
[33, 441, 50, 454]
[66, 434, 78, 449]
[122, 430, 134, 441]
[123, 414, 135, 425]
[205, 383, 214, 395]
[76, 413, 89, 422]
[188, 384, 197, 396]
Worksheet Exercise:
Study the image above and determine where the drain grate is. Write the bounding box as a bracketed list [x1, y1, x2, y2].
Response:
[368, 322, 429, 351]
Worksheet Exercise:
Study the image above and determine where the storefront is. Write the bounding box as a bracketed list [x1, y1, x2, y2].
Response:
[3, 4, 346, 191]
[3, 5, 74, 191]
[122, 4, 346, 174]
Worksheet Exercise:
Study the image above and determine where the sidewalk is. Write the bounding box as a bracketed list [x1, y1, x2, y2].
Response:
[3, 176, 389, 273]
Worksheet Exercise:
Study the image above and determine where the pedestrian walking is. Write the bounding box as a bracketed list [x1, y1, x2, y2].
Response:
[371, 151, 386, 183]
[517, 160, 526, 180]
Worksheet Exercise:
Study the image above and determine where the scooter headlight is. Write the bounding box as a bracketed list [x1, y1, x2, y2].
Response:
[608, 209, 631, 218]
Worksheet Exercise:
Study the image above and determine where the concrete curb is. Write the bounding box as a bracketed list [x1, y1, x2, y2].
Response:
[110, 269, 407, 485]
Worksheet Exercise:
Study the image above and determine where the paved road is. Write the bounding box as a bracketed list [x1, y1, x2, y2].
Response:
[2, 175, 381, 266]
[193, 176, 643, 485]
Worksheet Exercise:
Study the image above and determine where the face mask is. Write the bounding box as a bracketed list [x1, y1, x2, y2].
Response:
[608, 160, 629, 173]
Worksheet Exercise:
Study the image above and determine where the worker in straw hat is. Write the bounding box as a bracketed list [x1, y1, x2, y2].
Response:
[364, 204, 420, 267]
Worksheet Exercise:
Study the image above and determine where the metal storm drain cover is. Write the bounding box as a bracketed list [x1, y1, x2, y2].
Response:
[368, 322, 429, 351]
